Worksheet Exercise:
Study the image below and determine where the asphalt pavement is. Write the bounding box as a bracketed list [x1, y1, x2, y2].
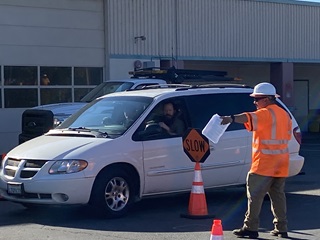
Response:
[0, 132, 319, 240]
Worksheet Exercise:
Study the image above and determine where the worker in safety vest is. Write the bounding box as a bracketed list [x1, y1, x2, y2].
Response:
[221, 82, 292, 239]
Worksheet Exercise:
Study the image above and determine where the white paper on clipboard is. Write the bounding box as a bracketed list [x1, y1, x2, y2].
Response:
[202, 114, 230, 143]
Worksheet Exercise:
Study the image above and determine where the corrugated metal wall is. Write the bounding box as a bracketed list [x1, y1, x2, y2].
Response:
[0, 0, 104, 66]
[108, 0, 320, 62]
[108, 0, 176, 58]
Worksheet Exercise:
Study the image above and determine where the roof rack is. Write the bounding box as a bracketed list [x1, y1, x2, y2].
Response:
[129, 66, 241, 84]
[196, 83, 251, 88]
[126, 83, 252, 93]
[142, 83, 192, 89]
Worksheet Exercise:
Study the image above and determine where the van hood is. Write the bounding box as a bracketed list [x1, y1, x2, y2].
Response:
[8, 135, 110, 160]
[33, 102, 87, 115]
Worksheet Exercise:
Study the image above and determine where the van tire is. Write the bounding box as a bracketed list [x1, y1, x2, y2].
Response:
[90, 168, 134, 218]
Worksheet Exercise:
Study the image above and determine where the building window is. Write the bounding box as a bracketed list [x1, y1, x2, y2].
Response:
[4, 66, 37, 86]
[39, 67, 72, 105]
[74, 67, 103, 101]
[1, 66, 103, 108]
[40, 67, 71, 85]
[74, 88, 94, 102]
[74, 67, 102, 85]
[40, 88, 72, 105]
[4, 89, 38, 108]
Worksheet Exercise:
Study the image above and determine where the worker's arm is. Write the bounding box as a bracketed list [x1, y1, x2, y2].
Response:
[220, 113, 248, 125]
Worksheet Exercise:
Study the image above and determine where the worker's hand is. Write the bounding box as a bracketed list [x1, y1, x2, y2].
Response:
[220, 116, 232, 125]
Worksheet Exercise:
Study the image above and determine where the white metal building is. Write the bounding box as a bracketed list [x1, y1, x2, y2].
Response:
[1, 0, 320, 154]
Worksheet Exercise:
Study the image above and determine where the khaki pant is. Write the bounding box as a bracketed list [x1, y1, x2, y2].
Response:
[243, 173, 288, 232]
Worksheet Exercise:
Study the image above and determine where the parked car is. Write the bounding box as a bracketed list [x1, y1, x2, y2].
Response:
[0, 84, 304, 218]
[18, 78, 167, 144]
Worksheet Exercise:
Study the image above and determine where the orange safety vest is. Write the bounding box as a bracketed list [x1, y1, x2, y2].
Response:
[244, 104, 292, 177]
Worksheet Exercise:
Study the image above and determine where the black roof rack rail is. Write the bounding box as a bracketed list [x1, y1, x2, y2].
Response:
[142, 83, 192, 89]
[126, 83, 252, 93]
[195, 83, 252, 88]
[129, 66, 241, 84]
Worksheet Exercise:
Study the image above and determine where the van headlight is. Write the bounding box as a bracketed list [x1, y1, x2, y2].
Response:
[49, 160, 88, 174]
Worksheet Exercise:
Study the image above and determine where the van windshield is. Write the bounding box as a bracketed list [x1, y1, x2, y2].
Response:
[57, 96, 153, 137]
[80, 81, 135, 102]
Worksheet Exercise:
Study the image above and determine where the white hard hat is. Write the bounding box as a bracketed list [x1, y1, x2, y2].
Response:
[250, 82, 280, 97]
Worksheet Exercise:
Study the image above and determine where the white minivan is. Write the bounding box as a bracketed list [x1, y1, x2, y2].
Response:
[0, 84, 304, 218]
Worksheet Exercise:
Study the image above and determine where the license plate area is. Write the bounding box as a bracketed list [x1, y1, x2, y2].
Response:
[7, 182, 24, 195]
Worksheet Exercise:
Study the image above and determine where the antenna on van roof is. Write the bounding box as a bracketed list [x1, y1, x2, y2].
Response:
[129, 66, 241, 84]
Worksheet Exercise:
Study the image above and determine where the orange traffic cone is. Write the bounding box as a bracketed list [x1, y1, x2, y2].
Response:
[181, 162, 214, 219]
[210, 219, 224, 240]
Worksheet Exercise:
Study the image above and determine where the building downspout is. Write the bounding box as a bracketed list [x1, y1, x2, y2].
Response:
[103, 0, 110, 81]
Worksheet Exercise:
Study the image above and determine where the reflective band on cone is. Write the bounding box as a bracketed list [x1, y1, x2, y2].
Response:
[210, 219, 224, 240]
[181, 162, 215, 219]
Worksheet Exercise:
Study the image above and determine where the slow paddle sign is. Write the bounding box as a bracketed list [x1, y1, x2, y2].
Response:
[182, 128, 210, 163]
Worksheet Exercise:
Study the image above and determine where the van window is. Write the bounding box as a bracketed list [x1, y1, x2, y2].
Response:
[133, 97, 188, 141]
[185, 93, 256, 131]
[58, 96, 152, 138]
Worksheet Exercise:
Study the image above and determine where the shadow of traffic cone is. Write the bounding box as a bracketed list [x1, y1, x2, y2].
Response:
[181, 162, 215, 219]
[210, 219, 224, 240]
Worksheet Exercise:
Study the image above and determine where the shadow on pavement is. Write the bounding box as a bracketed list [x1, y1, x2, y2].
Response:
[0, 188, 319, 237]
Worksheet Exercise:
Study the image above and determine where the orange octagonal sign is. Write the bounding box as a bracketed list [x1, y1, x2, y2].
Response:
[182, 128, 210, 163]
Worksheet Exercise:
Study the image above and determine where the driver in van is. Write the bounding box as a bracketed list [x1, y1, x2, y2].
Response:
[158, 101, 185, 136]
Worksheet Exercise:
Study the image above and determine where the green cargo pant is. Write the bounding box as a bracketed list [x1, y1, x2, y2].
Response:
[243, 172, 288, 232]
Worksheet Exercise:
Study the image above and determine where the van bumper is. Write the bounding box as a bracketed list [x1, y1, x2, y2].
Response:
[0, 176, 95, 205]
[288, 153, 304, 177]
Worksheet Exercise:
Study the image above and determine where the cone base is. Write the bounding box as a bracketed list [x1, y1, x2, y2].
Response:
[180, 213, 215, 219]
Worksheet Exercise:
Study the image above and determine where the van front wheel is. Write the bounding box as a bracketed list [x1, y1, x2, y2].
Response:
[90, 168, 133, 218]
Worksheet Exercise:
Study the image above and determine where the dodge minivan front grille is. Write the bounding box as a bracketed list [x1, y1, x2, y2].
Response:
[4, 158, 48, 178]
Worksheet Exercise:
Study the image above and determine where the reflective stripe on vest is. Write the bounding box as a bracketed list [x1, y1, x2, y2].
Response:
[269, 108, 277, 139]
[252, 108, 289, 156]
[253, 147, 289, 154]
[255, 139, 289, 145]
